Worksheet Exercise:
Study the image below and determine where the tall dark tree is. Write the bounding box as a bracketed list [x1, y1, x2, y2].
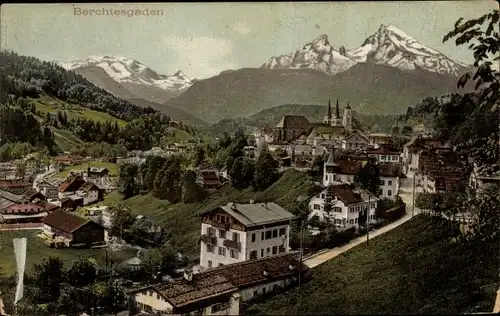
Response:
[254, 150, 280, 191]
[31, 257, 66, 303]
[118, 163, 138, 199]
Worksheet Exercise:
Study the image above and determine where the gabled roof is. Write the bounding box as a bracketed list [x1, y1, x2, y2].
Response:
[367, 145, 400, 155]
[344, 131, 370, 143]
[379, 162, 402, 178]
[202, 202, 295, 228]
[79, 182, 100, 192]
[275, 115, 310, 130]
[326, 184, 365, 205]
[43, 210, 90, 233]
[153, 273, 236, 309]
[59, 175, 85, 193]
[204, 253, 305, 289]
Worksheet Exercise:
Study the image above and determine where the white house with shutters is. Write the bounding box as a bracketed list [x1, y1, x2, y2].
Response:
[199, 202, 295, 269]
[378, 162, 402, 200]
[308, 184, 378, 229]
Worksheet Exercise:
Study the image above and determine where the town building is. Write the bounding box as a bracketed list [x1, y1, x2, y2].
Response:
[274, 115, 311, 143]
[84, 167, 109, 186]
[378, 163, 402, 199]
[469, 165, 500, 194]
[323, 150, 363, 187]
[423, 170, 464, 193]
[0, 180, 31, 195]
[132, 253, 306, 315]
[366, 132, 393, 147]
[367, 145, 401, 164]
[199, 202, 295, 269]
[342, 131, 371, 151]
[54, 154, 83, 166]
[0, 203, 47, 225]
[42, 210, 106, 247]
[308, 184, 378, 229]
[58, 175, 87, 200]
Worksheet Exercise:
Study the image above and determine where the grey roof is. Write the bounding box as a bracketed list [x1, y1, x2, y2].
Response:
[217, 202, 295, 227]
[275, 115, 310, 130]
[0, 190, 24, 210]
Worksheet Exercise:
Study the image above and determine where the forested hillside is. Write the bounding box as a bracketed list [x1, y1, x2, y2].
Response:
[0, 51, 197, 157]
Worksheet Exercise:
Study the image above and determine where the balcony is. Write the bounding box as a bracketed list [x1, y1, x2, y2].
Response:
[223, 239, 241, 251]
[211, 221, 231, 230]
[200, 234, 217, 245]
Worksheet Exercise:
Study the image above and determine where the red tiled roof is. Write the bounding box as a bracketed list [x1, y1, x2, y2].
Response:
[328, 184, 364, 205]
[4, 203, 44, 213]
[59, 175, 85, 193]
[36, 201, 60, 212]
[43, 210, 89, 233]
[204, 253, 304, 289]
[0, 180, 31, 189]
[379, 162, 401, 178]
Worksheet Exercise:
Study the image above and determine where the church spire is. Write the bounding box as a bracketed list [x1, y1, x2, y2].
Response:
[335, 98, 340, 118]
[327, 99, 332, 119]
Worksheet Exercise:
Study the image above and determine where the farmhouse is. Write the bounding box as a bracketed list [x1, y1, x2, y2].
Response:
[42, 210, 105, 247]
[199, 202, 295, 269]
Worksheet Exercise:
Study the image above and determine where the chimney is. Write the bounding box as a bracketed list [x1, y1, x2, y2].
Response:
[249, 199, 255, 204]
[184, 270, 193, 282]
[231, 202, 237, 210]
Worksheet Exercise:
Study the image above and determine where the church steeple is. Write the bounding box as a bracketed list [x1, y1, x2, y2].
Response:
[335, 98, 340, 118]
[327, 99, 332, 119]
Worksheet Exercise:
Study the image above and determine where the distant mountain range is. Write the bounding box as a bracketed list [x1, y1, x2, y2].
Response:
[58, 56, 193, 104]
[59, 24, 472, 124]
[262, 24, 470, 76]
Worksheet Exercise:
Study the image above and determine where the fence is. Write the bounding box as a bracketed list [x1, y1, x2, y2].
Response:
[0, 223, 43, 230]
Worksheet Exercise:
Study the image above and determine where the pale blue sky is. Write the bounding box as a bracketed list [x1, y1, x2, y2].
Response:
[1, 2, 497, 78]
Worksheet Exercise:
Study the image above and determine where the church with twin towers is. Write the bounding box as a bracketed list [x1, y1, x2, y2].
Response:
[323, 98, 353, 134]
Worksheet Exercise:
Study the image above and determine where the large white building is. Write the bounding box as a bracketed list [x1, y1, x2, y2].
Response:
[378, 163, 402, 200]
[308, 184, 378, 229]
[199, 202, 295, 269]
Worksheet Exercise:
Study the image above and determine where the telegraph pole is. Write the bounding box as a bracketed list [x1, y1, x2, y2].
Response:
[366, 194, 370, 246]
[412, 173, 416, 217]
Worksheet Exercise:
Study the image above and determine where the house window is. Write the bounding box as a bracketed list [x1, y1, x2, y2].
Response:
[261, 232, 264, 240]
[321, 194, 325, 199]
[279, 245, 285, 253]
[218, 247, 226, 256]
[355, 218, 358, 223]
[261, 249, 264, 257]
[250, 250, 257, 260]
[230, 250, 239, 259]
[219, 263, 224, 267]
[272, 246, 277, 254]
[265, 231, 272, 239]
[334, 207, 342, 213]
[262, 287, 267, 294]
[252, 233, 256, 242]
[206, 244, 215, 253]
[279, 228, 286, 236]
[388, 190, 392, 196]
[266, 247, 270, 255]
[212, 303, 224, 313]
[325, 175, 328, 181]
[272, 229, 278, 238]
[219, 230, 226, 239]
[232, 232, 239, 242]
[208, 260, 212, 268]
[208, 227, 215, 236]
[388, 180, 393, 186]
[253, 290, 258, 297]
[156, 293, 160, 300]
[349, 219, 354, 225]
[335, 219, 341, 225]
[273, 284, 280, 291]
[216, 215, 220, 221]
[313, 204, 320, 210]
[380, 180, 385, 185]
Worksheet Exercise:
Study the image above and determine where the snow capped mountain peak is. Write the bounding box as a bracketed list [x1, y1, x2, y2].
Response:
[262, 33, 356, 75]
[348, 24, 468, 75]
[58, 56, 193, 92]
[262, 25, 469, 77]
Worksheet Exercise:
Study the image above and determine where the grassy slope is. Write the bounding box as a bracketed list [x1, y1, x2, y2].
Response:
[0, 230, 135, 275]
[51, 127, 84, 152]
[55, 161, 120, 179]
[247, 216, 499, 315]
[32, 94, 127, 127]
[106, 170, 318, 256]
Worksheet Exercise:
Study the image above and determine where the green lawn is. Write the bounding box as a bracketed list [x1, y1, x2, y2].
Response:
[166, 127, 193, 142]
[0, 230, 136, 276]
[247, 216, 499, 315]
[31, 94, 127, 127]
[55, 161, 120, 179]
[51, 127, 84, 152]
[108, 170, 318, 255]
